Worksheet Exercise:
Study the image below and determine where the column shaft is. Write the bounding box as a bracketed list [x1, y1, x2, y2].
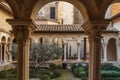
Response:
[17, 41, 30, 80]
[0, 44, 1, 63]
[103, 43, 107, 61]
[64, 43, 67, 61]
[89, 35, 102, 80]
[84, 38, 87, 60]
[77, 43, 80, 61]
[116, 43, 120, 61]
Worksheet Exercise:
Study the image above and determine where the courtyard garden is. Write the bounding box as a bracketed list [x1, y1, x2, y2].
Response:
[1, 63, 120, 80]
[1, 43, 120, 80]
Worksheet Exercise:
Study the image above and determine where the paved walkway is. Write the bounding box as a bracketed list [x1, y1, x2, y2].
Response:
[61, 70, 80, 80]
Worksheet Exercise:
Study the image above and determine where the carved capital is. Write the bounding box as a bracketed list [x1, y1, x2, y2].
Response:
[64, 43, 67, 46]
[83, 19, 110, 36]
[6, 19, 36, 43]
[82, 19, 110, 43]
[12, 26, 31, 43]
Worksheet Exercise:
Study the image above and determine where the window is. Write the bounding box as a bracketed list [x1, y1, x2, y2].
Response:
[50, 7, 56, 19]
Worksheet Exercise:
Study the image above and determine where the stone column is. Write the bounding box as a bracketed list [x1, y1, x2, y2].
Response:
[4, 43, 7, 63]
[1, 43, 5, 63]
[0, 44, 2, 63]
[7, 19, 35, 80]
[7, 43, 12, 62]
[116, 41, 120, 61]
[49, 38, 53, 44]
[83, 19, 110, 80]
[77, 43, 81, 61]
[84, 38, 87, 60]
[103, 42, 108, 62]
[67, 44, 70, 60]
[63, 43, 67, 61]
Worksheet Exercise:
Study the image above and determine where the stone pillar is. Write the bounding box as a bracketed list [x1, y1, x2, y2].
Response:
[7, 43, 12, 62]
[7, 19, 35, 80]
[63, 43, 67, 61]
[49, 38, 53, 44]
[84, 38, 87, 60]
[4, 43, 7, 63]
[83, 20, 110, 80]
[67, 44, 70, 60]
[1, 43, 5, 63]
[103, 42, 108, 62]
[77, 43, 81, 61]
[0, 44, 2, 63]
[116, 41, 120, 61]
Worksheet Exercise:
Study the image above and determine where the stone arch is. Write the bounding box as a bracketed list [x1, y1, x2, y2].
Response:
[105, 2, 120, 18]
[0, 1, 13, 16]
[53, 37, 63, 48]
[107, 38, 117, 61]
[31, 0, 89, 22]
[7, 37, 11, 43]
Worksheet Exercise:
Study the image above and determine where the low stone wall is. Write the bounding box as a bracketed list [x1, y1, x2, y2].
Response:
[0, 63, 15, 71]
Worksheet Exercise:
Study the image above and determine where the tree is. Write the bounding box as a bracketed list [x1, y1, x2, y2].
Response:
[30, 42, 63, 67]
[30, 43, 63, 78]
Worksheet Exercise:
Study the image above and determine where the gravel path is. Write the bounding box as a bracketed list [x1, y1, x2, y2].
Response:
[61, 70, 80, 80]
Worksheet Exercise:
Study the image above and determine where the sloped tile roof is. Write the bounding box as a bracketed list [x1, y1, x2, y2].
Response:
[35, 24, 119, 33]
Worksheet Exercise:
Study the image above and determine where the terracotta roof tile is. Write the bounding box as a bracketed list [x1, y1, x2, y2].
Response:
[35, 24, 119, 33]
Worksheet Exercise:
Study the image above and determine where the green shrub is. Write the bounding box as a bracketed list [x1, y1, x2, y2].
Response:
[39, 69, 50, 75]
[49, 63, 62, 71]
[101, 77, 116, 80]
[52, 69, 61, 78]
[72, 67, 86, 78]
[115, 77, 120, 80]
[101, 70, 120, 77]
[101, 63, 120, 71]
[39, 74, 50, 80]
[71, 64, 82, 72]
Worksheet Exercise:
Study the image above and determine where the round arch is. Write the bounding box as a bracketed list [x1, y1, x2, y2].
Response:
[107, 38, 117, 61]
[31, 0, 89, 22]
[7, 37, 11, 43]
[0, 1, 13, 16]
[1, 36, 6, 42]
[53, 37, 63, 48]
[105, 2, 120, 18]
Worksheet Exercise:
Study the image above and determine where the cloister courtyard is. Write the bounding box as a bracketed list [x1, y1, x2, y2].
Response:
[0, 0, 120, 80]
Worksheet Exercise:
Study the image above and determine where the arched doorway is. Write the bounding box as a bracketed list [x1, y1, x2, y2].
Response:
[107, 38, 117, 61]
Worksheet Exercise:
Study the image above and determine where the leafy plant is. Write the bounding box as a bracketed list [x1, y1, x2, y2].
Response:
[11, 43, 17, 61]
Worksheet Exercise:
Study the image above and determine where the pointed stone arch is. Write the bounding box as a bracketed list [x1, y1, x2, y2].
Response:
[31, 0, 89, 22]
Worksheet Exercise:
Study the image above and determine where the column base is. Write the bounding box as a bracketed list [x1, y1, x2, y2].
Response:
[63, 59, 67, 62]
[77, 59, 81, 62]
[103, 59, 107, 62]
